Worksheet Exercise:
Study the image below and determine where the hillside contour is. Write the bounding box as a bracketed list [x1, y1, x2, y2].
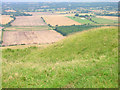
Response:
[2, 27, 118, 88]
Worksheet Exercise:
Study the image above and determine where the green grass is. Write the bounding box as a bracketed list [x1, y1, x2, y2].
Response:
[67, 16, 95, 24]
[55, 25, 105, 36]
[92, 17, 118, 25]
[4, 26, 52, 31]
[2, 27, 118, 88]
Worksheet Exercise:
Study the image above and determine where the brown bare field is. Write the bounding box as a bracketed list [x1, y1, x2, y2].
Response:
[2, 30, 64, 46]
[11, 16, 47, 26]
[96, 16, 118, 20]
[0, 15, 14, 25]
[43, 16, 81, 26]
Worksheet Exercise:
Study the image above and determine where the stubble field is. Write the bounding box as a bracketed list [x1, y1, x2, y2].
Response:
[43, 15, 81, 26]
[11, 16, 47, 26]
[0, 15, 14, 25]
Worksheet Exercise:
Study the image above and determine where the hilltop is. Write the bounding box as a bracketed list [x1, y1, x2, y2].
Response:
[2, 27, 118, 88]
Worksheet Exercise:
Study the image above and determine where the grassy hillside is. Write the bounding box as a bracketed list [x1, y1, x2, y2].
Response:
[2, 27, 118, 88]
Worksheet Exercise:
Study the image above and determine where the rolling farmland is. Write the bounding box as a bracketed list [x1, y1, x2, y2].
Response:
[11, 16, 47, 26]
[2, 30, 64, 46]
[43, 15, 81, 26]
[0, 15, 14, 25]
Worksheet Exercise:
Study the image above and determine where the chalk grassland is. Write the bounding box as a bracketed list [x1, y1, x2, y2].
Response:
[43, 16, 81, 26]
[2, 30, 64, 46]
[11, 16, 47, 26]
[2, 27, 118, 88]
[96, 16, 118, 20]
[0, 15, 14, 25]
[67, 16, 95, 24]
[4, 26, 52, 31]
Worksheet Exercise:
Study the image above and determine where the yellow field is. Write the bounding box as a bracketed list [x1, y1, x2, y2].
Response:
[43, 15, 81, 26]
[0, 15, 14, 25]
[96, 16, 118, 20]
[5, 10, 16, 12]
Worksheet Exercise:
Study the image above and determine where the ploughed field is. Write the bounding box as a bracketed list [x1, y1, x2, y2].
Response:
[2, 30, 64, 46]
[11, 16, 47, 26]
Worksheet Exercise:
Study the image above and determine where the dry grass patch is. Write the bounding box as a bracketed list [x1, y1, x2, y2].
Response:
[43, 15, 81, 26]
[0, 15, 14, 25]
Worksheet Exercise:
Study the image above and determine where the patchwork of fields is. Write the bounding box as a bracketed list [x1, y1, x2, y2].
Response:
[67, 16, 118, 25]
[1, 12, 118, 47]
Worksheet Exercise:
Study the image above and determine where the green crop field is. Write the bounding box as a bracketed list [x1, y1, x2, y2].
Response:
[92, 17, 118, 25]
[4, 26, 52, 31]
[2, 27, 118, 88]
[67, 16, 95, 24]
[55, 25, 104, 36]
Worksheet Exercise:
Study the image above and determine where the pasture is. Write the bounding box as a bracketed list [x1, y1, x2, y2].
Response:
[43, 16, 81, 26]
[0, 15, 14, 25]
[92, 17, 118, 25]
[2, 27, 118, 88]
[11, 16, 47, 26]
[67, 16, 95, 24]
[2, 30, 64, 46]
[96, 16, 118, 20]
[4, 26, 52, 31]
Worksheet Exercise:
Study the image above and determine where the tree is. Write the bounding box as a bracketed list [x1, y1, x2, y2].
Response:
[75, 13, 79, 17]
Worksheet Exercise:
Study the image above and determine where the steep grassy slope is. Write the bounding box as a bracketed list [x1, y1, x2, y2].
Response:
[2, 27, 118, 88]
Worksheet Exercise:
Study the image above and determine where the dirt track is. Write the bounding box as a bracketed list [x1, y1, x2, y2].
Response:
[2, 30, 64, 46]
